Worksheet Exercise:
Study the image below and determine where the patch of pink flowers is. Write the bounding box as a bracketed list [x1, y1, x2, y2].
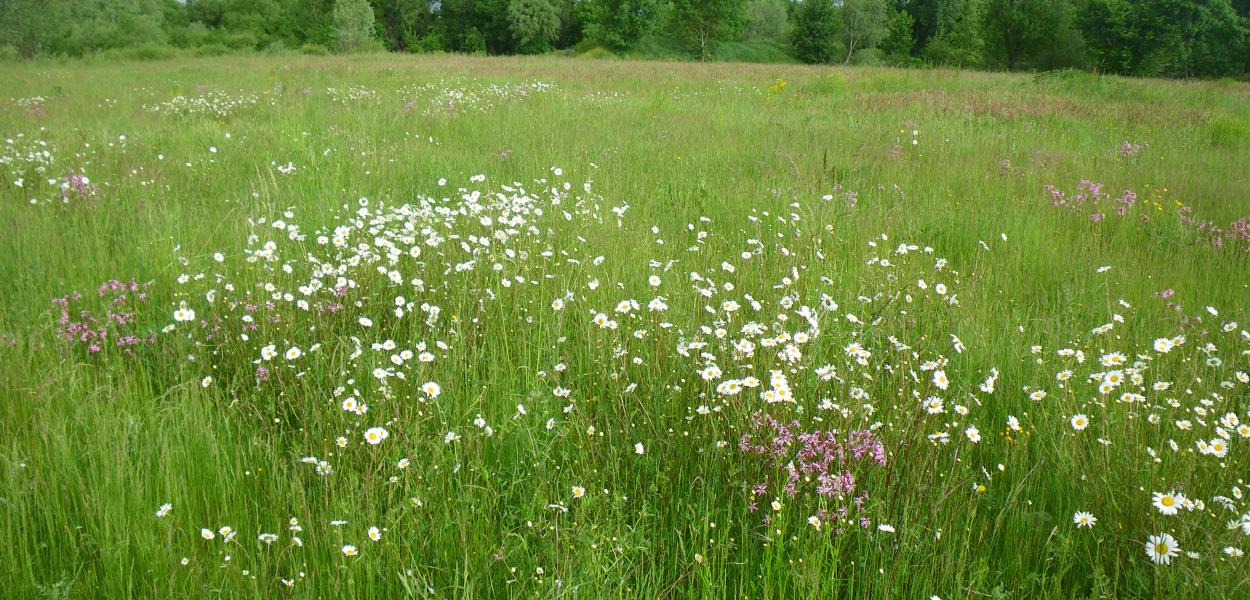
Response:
[1045, 180, 1250, 252]
[52, 279, 157, 355]
[740, 412, 887, 531]
[59, 170, 99, 205]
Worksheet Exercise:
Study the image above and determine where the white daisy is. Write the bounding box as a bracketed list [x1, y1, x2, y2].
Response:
[1145, 533, 1180, 565]
[1072, 512, 1096, 528]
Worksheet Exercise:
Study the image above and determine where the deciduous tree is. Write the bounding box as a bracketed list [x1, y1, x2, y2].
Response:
[332, 0, 377, 53]
[841, 0, 890, 63]
[670, 0, 746, 61]
[792, 0, 841, 64]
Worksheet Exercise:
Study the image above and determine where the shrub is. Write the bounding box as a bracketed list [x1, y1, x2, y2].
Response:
[263, 40, 295, 56]
[577, 46, 620, 60]
[299, 43, 331, 56]
[193, 44, 231, 57]
[123, 44, 178, 61]
[332, 0, 378, 54]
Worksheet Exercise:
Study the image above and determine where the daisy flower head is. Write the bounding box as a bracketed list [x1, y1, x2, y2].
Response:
[933, 370, 949, 390]
[1209, 438, 1229, 458]
[1101, 352, 1126, 367]
[1146, 533, 1180, 565]
[364, 427, 389, 445]
[1073, 511, 1096, 528]
[1152, 491, 1182, 516]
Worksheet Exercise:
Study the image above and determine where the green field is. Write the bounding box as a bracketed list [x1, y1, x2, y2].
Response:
[2, 54, 1249, 598]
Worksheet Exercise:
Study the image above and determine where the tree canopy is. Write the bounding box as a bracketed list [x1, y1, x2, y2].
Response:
[1, 0, 1247, 79]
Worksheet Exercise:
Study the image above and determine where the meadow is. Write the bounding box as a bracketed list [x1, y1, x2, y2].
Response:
[1, 54, 1249, 598]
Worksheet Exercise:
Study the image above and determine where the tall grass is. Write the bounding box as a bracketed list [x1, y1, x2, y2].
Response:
[0, 54, 1248, 598]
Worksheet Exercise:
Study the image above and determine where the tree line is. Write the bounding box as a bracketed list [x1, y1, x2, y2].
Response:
[2, 0, 1248, 79]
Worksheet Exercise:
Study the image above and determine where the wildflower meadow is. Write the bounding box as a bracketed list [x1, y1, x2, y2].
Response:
[1, 54, 1248, 598]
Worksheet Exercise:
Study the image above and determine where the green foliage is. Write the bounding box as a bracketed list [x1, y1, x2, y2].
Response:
[193, 43, 232, 57]
[669, 0, 746, 61]
[93, 43, 180, 62]
[841, 0, 890, 64]
[332, 0, 378, 53]
[904, 0, 943, 52]
[262, 39, 295, 56]
[791, 0, 843, 64]
[1077, 0, 1136, 74]
[438, 0, 513, 53]
[1079, 0, 1249, 77]
[168, 22, 211, 49]
[299, 42, 332, 55]
[0, 0, 47, 57]
[577, 45, 621, 59]
[409, 32, 445, 54]
[578, 0, 665, 51]
[0, 0, 1244, 80]
[1136, 0, 1248, 78]
[508, 0, 561, 53]
[924, 0, 984, 67]
[712, 38, 796, 62]
[982, 0, 1076, 70]
[1030, 4, 1088, 70]
[64, 9, 169, 56]
[879, 7, 916, 64]
[0, 0, 170, 58]
[373, 0, 441, 52]
[744, 0, 792, 43]
[460, 27, 488, 54]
